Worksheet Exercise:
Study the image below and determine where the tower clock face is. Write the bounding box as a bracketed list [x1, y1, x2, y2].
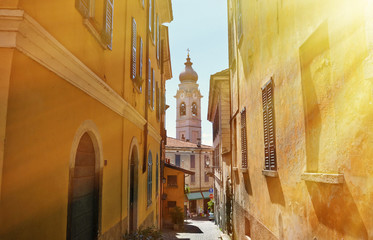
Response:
[180, 93, 184, 99]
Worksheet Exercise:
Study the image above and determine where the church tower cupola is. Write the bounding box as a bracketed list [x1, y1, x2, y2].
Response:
[175, 51, 202, 144]
[179, 53, 198, 82]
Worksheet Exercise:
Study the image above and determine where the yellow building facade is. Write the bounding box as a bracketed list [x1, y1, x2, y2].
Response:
[228, 0, 373, 239]
[0, 0, 172, 239]
[161, 162, 194, 227]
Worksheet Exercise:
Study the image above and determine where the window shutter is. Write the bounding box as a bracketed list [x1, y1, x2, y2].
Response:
[156, 83, 160, 120]
[131, 18, 137, 80]
[104, 0, 114, 49]
[138, 37, 143, 92]
[156, 15, 160, 61]
[190, 155, 195, 168]
[148, 60, 151, 105]
[75, 0, 90, 18]
[152, 69, 155, 109]
[153, 0, 156, 41]
[241, 108, 247, 168]
[262, 79, 277, 170]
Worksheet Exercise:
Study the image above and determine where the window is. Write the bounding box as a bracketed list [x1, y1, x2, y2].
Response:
[75, 0, 114, 49]
[156, 83, 160, 121]
[167, 201, 176, 208]
[156, 154, 159, 195]
[104, 0, 114, 49]
[191, 102, 198, 116]
[147, 151, 153, 206]
[190, 155, 195, 168]
[262, 79, 277, 171]
[241, 108, 247, 168]
[148, 59, 151, 105]
[205, 174, 209, 182]
[156, 15, 160, 61]
[180, 102, 186, 116]
[167, 175, 177, 187]
[175, 155, 180, 167]
[131, 17, 137, 80]
[213, 145, 219, 167]
[191, 174, 195, 183]
[152, 0, 156, 42]
[152, 69, 155, 109]
[204, 155, 210, 168]
[140, 0, 144, 8]
[138, 37, 143, 79]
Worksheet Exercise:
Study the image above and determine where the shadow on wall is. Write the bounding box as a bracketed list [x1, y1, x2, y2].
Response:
[243, 172, 252, 196]
[265, 177, 285, 206]
[306, 181, 368, 239]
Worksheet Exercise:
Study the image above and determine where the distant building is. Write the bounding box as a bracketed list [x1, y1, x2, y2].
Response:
[0, 0, 172, 239]
[166, 54, 213, 216]
[161, 162, 194, 228]
[226, 0, 373, 239]
[207, 69, 232, 233]
[165, 137, 213, 216]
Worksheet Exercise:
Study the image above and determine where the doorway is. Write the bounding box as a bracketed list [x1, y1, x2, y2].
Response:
[67, 132, 99, 240]
[129, 146, 138, 233]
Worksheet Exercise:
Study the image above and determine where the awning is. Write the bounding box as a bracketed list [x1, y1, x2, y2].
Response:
[186, 191, 211, 200]
[186, 192, 203, 200]
[201, 191, 210, 199]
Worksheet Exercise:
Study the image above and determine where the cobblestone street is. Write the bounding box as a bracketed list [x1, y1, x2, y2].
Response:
[162, 217, 225, 240]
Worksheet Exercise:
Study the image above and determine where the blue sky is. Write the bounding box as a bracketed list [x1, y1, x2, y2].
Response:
[165, 0, 228, 146]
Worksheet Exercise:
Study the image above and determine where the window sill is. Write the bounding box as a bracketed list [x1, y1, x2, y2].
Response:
[240, 168, 248, 173]
[83, 19, 108, 50]
[262, 170, 278, 178]
[301, 172, 344, 184]
[233, 166, 239, 171]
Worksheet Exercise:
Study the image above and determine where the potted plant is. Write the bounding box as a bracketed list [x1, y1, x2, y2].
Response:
[169, 206, 184, 231]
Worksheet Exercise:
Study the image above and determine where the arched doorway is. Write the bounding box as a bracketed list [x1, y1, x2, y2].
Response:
[129, 146, 139, 233]
[67, 132, 100, 240]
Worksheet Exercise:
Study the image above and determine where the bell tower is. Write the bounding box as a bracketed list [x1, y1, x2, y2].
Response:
[175, 52, 202, 144]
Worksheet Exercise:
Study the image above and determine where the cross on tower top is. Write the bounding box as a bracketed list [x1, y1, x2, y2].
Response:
[187, 48, 190, 57]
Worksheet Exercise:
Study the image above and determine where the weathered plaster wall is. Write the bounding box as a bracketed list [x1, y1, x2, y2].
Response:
[229, 0, 373, 239]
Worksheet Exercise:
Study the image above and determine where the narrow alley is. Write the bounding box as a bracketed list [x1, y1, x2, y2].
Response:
[162, 217, 225, 240]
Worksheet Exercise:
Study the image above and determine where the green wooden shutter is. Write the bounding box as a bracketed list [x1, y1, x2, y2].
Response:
[131, 18, 137, 80]
[104, 0, 114, 49]
[241, 108, 247, 168]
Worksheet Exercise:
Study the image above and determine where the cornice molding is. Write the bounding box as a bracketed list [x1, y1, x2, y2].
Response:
[148, 123, 162, 142]
[0, 9, 147, 130]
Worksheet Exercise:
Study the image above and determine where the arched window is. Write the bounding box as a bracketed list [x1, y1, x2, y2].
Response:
[180, 102, 186, 116]
[147, 151, 153, 206]
[191, 102, 198, 116]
